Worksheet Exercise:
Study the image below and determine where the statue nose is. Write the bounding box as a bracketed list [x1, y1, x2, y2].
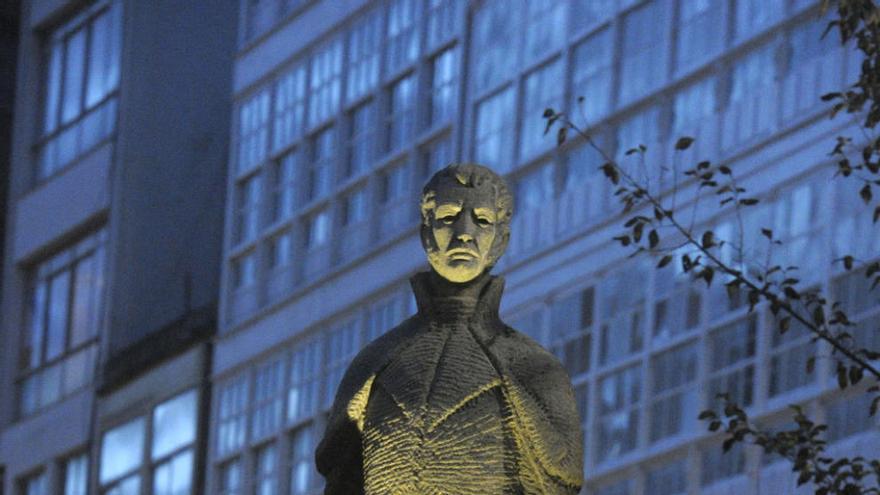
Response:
[456, 231, 474, 242]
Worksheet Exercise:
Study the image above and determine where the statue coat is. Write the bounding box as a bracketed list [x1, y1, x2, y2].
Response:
[315, 272, 584, 494]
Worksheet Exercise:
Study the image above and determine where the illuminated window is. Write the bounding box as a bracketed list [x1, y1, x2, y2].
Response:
[385, 0, 420, 75]
[597, 365, 641, 462]
[308, 39, 343, 127]
[307, 127, 335, 202]
[274, 64, 307, 153]
[39, 1, 122, 179]
[21, 471, 48, 495]
[254, 443, 279, 495]
[237, 89, 271, 174]
[20, 230, 105, 417]
[63, 454, 89, 495]
[251, 358, 285, 441]
[289, 424, 323, 494]
[152, 391, 198, 495]
[347, 9, 381, 102]
[271, 151, 299, 223]
[99, 418, 145, 494]
[218, 460, 243, 495]
[305, 209, 332, 249]
[217, 374, 250, 456]
[426, 0, 462, 48]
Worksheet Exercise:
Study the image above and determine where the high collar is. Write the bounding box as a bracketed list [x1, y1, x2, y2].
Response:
[410, 270, 505, 324]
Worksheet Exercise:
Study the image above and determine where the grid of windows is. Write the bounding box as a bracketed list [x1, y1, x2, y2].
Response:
[98, 390, 198, 495]
[212, 290, 411, 495]
[221, 1, 876, 493]
[20, 230, 106, 417]
[38, 0, 122, 180]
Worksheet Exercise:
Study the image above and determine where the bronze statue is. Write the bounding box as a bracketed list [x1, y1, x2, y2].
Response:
[316, 164, 584, 494]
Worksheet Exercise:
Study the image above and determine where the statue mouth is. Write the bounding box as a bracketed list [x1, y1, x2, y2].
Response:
[447, 248, 478, 260]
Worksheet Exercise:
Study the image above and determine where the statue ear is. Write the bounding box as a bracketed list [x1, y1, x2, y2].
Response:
[420, 221, 435, 254]
[487, 224, 509, 267]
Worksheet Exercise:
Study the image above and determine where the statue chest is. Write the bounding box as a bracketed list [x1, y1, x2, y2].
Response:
[357, 324, 520, 494]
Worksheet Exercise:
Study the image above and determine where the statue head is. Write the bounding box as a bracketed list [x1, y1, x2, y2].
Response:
[419, 163, 514, 283]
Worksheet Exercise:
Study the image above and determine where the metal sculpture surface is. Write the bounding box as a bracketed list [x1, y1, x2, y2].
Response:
[316, 164, 584, 494]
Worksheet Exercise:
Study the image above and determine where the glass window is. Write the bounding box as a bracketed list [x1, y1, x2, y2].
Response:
[347, 9, 382, 102]
[22, 472, 48, 495]
[268, 230, 294, 273]
[217, 374, 250, 456]
[231, 252, 257, 292]
[599, 266, 646, 365]
[20, 231, 105, 417]
[153, 390, 197, 460]
[420, 136, 453, 181]
[427, 0, 463, 48]
[288, 338, 323, 424]
[271, 151, 299, 223]
[254, 443, 278, 495]
[571, 29, 613, 122]
[251, 358, 285, 441]
[597, 365, 641, 462]
[63, 454, 89, 495]
[366, 294, 405, 343]
[650, 342, 699, 441]
[235, 174, 262, 245]
[708, 316, 757, 408]
[100, 417, 145, 485]
[617, 105, 662, 158]
[308, 126, 335, 202]
[238, 89, 271, 174]
[523, 0, 565, 64]
[672, 77, 716, 138]
[516, 163, 555, 212]
[218, 459, 243, 495]
[730, 43, 777, 106]
[735, 0, 782, 39]
[646, 458, 687, 495]
[39, 2, 122, 179]
[562, 135, 611, 219]
[342, 187, 369, 228]
[620, 2, 668, 103]
[768, 315, 815, 397]
[386, 0, 420, 75]
[289, 423, 323, 494]
[653, 261, 701, 341]
[380, 163, 410, 205]
[549, 287, 593, 377]
[387, 75, 416, 152]
[474, 88, 516, 172]
[153, 449, 193, 495]
[346, 101, 376, 178]
[429, 48, 459, 127]
[305, 209, 332, 249]
[274, 64, 307, 153]
[323, 320, 360, 409]
[471, 0, 517, 94]
[826, 393, 876, 443]
[676, 0, 724, 71]
[520, 60, 564, 157]
[308, 39, 343, 127]
[701, 441, 746, 486]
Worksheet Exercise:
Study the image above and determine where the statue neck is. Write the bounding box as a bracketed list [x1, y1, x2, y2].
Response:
[410, 270, 505, 324]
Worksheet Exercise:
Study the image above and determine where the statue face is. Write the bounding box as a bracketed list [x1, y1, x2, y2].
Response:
[423, 184, 498, 283]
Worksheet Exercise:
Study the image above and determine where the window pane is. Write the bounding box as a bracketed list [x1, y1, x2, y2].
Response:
[46, 271, 71, 361]
[217, 374, 249, 456]
[676, 0, 723, 71]
[701, 441, 746, 486]
[708, 316, 757, 408]
[152, 390, 197, 460]
[474, 88, 515, 172]
[427, 0, 462, 48]
[385, 0, 419, 74]
[62, 29, 86, 124]
[597, 365, 641, 462]
[521, 60, 564, 157]
[827, 393, 876, 443]
[63, 454, 89, 495]
[730, 44, 776, 105]
[347, 9, 381, 101]
[274, 64, 307, 152]
[387, 75, 416, 152]
[24, 281, 48, 369]
[44, 43, 63, 134]
[86, 10, 110, 107]
[272, 151, 299, 222]
[245, 0, 277, 41]
[288, 338, 322, 423]
[235, 174, 262, 244]
[571, 29, 613, 121]
[673, 77, 716, 137]
[323, 320, 360, 408]
[620, 2, 668, 103]
[516, 164, 554, 212]
[342, 187, 368, 226]
[430, 48, 459, 127]
[219, 459, 242, 495]
[735, 0, 782, 39]
[308, 127, 335, 201]
[104, 475, 140, 495]
[24, 472, 48, 495]
[256, 443, 278, 495]
[471, 0, 517, 94]
[69, 253, 100, 347]
[238, 89, 271, 173]
[100, 417, 145, 483]
[524, 0, 565, 64]
[346, 101, 376, 177]
[290, 424, 322, 494]
[309, 39, 343, 127]
[252, 358, 285, 440]
[650, 342, 699, 441]
[153, 449, 193, 495]
[599, 266, 646, 365]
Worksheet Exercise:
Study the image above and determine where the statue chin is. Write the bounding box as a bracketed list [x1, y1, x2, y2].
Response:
[426, 249, 486, 283]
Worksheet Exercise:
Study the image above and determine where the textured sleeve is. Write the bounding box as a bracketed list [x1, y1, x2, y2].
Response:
[501, 330, 585, 494]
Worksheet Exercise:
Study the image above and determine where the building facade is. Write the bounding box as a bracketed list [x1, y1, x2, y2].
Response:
[214, 1, 879, 495]
[0, 1, 235, 495]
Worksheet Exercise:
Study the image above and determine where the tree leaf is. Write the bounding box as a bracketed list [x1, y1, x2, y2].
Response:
[675, 136, 695, 150]
[648, 229, 659, 248]
[861, 183, 873, 204]
[657, 255, 673, 268]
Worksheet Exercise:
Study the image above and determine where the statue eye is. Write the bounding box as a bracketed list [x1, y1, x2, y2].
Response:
[439, 215, 456, 225]
[476, 217, 493, 226]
